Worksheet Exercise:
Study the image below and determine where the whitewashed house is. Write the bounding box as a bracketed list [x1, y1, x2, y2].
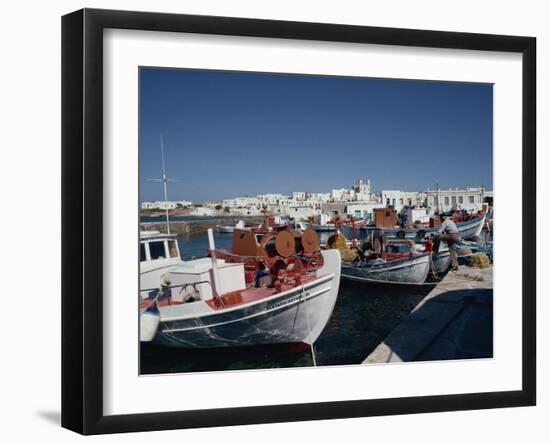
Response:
[425, 187, 489, 212]
[344, 202, 385, 220]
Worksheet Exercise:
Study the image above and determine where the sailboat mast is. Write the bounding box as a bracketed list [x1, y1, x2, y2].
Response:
[160, 134, 171, 235]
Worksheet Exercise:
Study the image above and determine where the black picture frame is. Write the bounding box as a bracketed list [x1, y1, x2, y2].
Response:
[62, 8, 536, 435]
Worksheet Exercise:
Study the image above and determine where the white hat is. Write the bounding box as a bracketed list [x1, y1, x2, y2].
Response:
[160, 273, 171, 287]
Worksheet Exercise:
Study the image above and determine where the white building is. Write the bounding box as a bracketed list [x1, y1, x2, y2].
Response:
[222, 197, 260, 208]
[405, 207, 433, 225]
[331, 188, 354, 202]
[292, 192, 306, 201]
[190, 207, 216, 216]
[306, 192, 331, 203]
[424, 187, 490, 212]
[381, 190, 422, 212]
[344, 202, 385, 220]
[351, 179, 372, 201]
[283, 204, 321, 220]
[141, 200, 192, 210]
[232, 206, 262, 216]
[256, 193, 289, 205]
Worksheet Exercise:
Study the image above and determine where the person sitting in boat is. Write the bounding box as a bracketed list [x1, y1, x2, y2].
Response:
[434, 215, 460, 271]
[148, 274, 172, 305]
[254, 262, 274, 288]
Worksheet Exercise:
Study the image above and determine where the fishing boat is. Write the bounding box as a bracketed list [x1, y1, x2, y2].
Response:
[216, 219, 257, 233]
[331, 228, 432, 285]
[341, 212, 486, 241]
[140, 227, 341, 348]
[341, 252, 431, 285]
[301, 213, 365, 232]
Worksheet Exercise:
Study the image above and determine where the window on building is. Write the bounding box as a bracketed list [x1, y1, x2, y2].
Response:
[386, 198, 390, 206]
[434, 197, 438, 205]
[168, 240, 179, 258]
[452, 196, 457, 206]
[149, 241, 166, 260]
[469, 196, 475, 204]
[140, 243, 146, 262]
[445, 197, 449, 206]
[458, 196, 463, 204]
[392, 198, 396, 206]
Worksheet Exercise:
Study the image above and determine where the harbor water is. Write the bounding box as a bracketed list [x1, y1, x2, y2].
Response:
[140, 230, 434, 375]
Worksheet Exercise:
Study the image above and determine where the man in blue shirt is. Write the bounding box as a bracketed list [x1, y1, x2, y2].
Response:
[434, 215, 460, 271]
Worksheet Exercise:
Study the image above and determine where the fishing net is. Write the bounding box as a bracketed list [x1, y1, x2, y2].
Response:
[328, 233, 357, 262]
[458, 247, 472, 256]
[469, 253, 490, 269]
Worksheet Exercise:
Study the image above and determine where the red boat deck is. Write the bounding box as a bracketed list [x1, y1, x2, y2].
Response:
[140, 273, 321, 311]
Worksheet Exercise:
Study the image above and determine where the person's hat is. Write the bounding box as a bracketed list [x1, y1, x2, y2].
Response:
[160, 273, 171, 287]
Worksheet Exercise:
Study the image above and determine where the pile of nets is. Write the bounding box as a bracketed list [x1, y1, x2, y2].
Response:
[327, 233, 357, 262]
[469, 253, 490, 269]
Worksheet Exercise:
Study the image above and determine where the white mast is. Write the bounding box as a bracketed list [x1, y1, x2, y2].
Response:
[148, 134, 178, 235]
[160, 134, 171, 235]
[436, 180, 440, 214]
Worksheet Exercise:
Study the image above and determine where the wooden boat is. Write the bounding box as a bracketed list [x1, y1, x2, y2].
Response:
[140, 227, 341, 348]
[341, 252, 431, 285]
[341, 212, 486, 241]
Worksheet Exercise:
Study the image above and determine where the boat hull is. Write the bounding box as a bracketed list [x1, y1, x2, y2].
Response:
[341, 252, 431, 285]
[342, 214, 485, 241]
[149, 249, 341, 348]
[432, 249, 451, 274]
[302, 222, 336, 232]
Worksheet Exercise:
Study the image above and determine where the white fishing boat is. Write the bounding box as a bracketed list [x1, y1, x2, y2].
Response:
[140, 228, 341, 348]
[341, 252, 431, 285]
[217, 219, 246, 233]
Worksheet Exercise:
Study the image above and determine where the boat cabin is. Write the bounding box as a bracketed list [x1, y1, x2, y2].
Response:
[140, 231, 181, 263]
[374, 208, 398, 228]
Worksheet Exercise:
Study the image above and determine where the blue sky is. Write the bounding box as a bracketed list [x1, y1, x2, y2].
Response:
[140, 68, 493, 202]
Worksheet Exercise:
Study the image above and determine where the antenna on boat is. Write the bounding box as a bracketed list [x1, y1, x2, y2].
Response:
[436, 180, 440, 214]
[147, 134, 179, 235]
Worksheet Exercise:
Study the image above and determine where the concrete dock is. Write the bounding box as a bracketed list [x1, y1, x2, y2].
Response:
[363, 265, 493, 364]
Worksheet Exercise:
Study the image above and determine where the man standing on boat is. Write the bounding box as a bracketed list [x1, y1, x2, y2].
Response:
[434, 215, 460, 271]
